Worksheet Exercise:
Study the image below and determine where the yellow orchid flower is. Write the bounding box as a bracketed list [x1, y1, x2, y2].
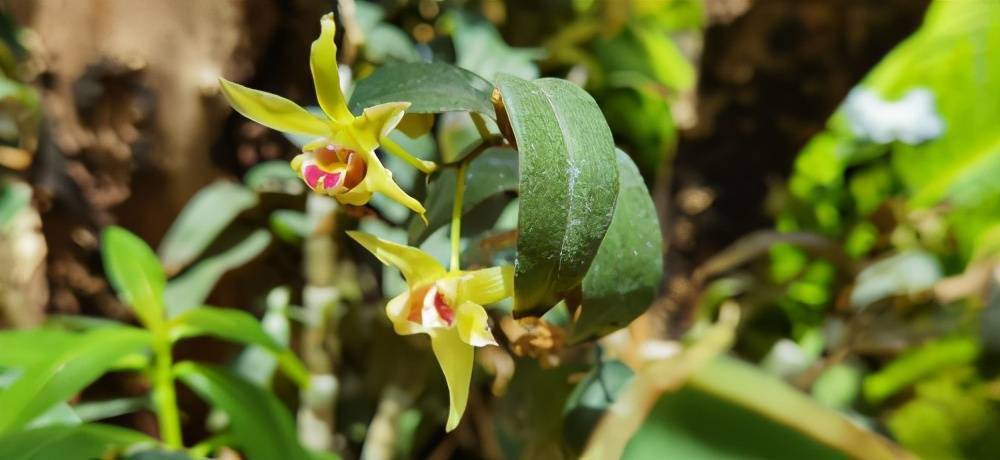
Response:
[347, 231, 512, 431]
[218, 13, 428, 218]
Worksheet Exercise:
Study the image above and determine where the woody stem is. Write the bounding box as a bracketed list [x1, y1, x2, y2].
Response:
[381, 137, 437, 173]
[450, 160, 468, 272]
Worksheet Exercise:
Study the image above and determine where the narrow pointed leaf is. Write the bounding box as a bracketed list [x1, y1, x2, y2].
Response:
[157, 181, 259, 274]
[0, 424, 153, 460]
[570, 151, 663, 343]
[495, 74, 619, 316]
[175, 363, 309, 460]
[102, 226, 166, 327]
[163, 229, 271, 316]
[0, 327, 152, 433]
[169, 306, 307, 387]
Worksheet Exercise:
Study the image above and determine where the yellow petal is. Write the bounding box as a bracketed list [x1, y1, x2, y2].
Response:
[430, 327, 474, 432]
[385, 292, 426, 336]
[456, 302, 497, 347]
[457, 265, 513, 306]
[351, 101, 410, 151]
[346, 231, 445, 287]
[311, 13, 353, 122]
[219, 78, 330, 136]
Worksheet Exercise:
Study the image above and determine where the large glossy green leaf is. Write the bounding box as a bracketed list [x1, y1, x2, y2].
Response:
[163, 229, 271, 316]
[175, 363, 309, 460]
[169, 306, 307, 387]
[407, 147, 517, 245]
[622, 357, 906, 460]
[0, 327, 152, 433]
[158, 181, 259, 274]
[571, 151, 663, 343]
[102, 226, 166, 327]
[495, 74, 619, 316]
[348, 62, 495, 118]
[0, 423, 153, 460]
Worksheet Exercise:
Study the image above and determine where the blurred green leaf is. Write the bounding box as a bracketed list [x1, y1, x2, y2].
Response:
[74, 396, 150, 423]
[811, 363, 863, 410]
[571, 151, 662, 343]
[349, 62, 495, 118]
[849, 250, 942, 309]
[244, 161, 303, 195]
[354, 1, 421, 63]
[495, 74, 618, 316]
[448, 11, 543, 82]
[175, 362, 309, 460]
[887, 372, 1000, 460]
[269, 210, 310, 244]
[407, 147, 517, 245]
[624, 357, 905, 460]
[164, 229, 271, 316]
[169, 306, 307, 387]
[158, 181, 259, 274]
[563, 360, 634, 455]
[0, 181, 29, 231]
[233, 287, 292, 388]
[0, 424, 153, 460]
[102, 226, 166, 327]
[594, 23, 694, 91]
[0, 327, 152, 433]
[863, 337, 978, 404]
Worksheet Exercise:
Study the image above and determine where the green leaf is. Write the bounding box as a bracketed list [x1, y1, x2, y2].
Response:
[244, 160, 303, 194]
[233, 287, 293, 388]
[169, 306, 308, 387]
[495, 74, 619, 316]
[102, 226, 166, 327]
[0, 181, 30, 231]
[164, 229, 271, 316]
[563, 360, 634, 455]
[348, 62, 495, 118]
[863, 337, 978, 404]
[175, 363, 309, 460]
[571, 151, 663, 343]
[448, 11, 543, 82]
[355, 1, 420, 64]
[407, 147, 517, 245]
[158, 181, 259, 274]
[594, 23, 695, 91]
[0, 424, 153, 460]
[623, 357, 904, 460]
[0, 327, 152, 433]
[74, 396, 150, 423]
[269, 210, 310, 244]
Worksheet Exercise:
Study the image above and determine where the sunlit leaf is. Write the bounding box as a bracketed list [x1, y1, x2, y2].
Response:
[102, 226, 166, 327]
[0, 424, 153, 460]
[0, 327, 152, 433]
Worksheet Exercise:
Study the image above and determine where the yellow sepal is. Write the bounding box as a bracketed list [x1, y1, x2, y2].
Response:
[218, 78, 330, 137]
[311, 13, 353, 122]
[346, 231, 445, 287]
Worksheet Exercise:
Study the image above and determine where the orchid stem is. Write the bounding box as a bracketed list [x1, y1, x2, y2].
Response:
[151, 325, 182, 449]
[382, 137, 437, 173]
[450, 160, 468, 273]
[470, 112, 491, 141]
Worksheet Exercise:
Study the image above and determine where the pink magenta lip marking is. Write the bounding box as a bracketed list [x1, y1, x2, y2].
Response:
[322, 171, 343, 189]
[303, 164, 324, 190]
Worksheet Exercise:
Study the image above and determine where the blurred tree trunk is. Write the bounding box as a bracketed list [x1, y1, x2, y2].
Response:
[4, 0, 322, 320]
